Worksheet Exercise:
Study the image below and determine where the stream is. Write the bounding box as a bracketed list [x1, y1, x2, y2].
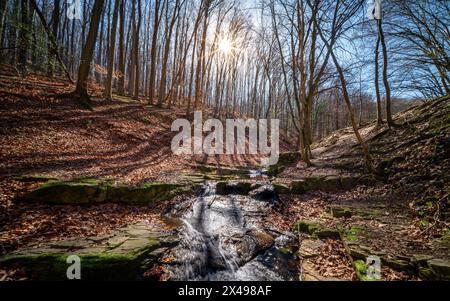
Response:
[166, 174, 299, 281]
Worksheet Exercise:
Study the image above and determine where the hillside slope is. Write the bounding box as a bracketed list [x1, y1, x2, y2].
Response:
[273, 95, 449, 280]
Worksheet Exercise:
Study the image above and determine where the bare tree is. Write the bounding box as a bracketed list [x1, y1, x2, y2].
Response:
[73, 0, 105, 105]
[104, 0, 120, 100]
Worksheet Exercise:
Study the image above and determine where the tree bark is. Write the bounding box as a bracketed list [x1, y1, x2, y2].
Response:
[117, 0, 126, 95]
[377, 19, 394, 127]
[374, 32, 383, 126]
[74, 0, 105, 101]
[104, 0, 120, 100]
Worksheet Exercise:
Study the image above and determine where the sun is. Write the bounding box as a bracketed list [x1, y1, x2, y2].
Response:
[218, 37, 233, 55]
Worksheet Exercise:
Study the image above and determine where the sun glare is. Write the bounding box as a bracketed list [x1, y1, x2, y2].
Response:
[218, 38, 233, 55]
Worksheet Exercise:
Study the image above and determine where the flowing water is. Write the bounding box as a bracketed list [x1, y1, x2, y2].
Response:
[167, 178, 299, 281]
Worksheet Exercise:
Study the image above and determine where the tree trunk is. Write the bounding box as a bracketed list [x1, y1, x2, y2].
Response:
[374, 32, 383, 126]
[18, 0, 30, 75]
[132, 0, 141, 100]
[117, 0, 126, 95]
[148, 0, 162, 104]
[74, 0, 105, 101]
[329, 52, 376, 174]
[104, 0, 120, 100]
[47, 0, 60, 77]
[377, 19, 394, 127]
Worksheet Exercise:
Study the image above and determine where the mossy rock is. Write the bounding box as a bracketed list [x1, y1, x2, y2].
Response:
[22, 180, 183, 205]
[273, 183, 290, 194]
[194, 165, 249, 176]
[314, 228, 341, 239]
[0, 230, 171, 281]
[291, 180, 306, 194]
[267, 152, 300, 176]
[382, 257, 414, 273]
[0, 238, 163, 280]
[327, 206, 352, 218]
[341, 227, 362, 244]
[419, 267, 436, 280]
[411, 254, 434, 267]
[348, 247, 369, 260]
[352, 260, 379, 281]
[13, 175, 58, 182]
[23, 181, 103, 204]
[427, 258, 450, 280]
[293, 220, 321, 235]
[216, 181, 252, 195]
[106, 183, 181, 204]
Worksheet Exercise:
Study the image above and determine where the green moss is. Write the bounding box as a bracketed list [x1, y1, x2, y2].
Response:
[342, 227, 362, 243]
[328, 207, 352, 218]
[278, 247, 292, 254]
[23, 180, 183, 205]
[107, 183, 181, 204]
[293, 220, 321, 235]
[353, 260, 376, 281]
[24, 181, 101, 204]
[0, 239, 163, 280]
[13, 175, 58, 182]
[419, 267, 436, 280]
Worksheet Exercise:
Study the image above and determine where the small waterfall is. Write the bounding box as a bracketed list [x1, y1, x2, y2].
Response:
[171, 182, 241, 280]
[168, 180, 299, 281]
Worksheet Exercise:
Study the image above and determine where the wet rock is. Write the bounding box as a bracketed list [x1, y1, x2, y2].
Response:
[352, 260, 379, 281]
[251, 230, 275, 250]
[273, 183, 290, 194]
[231, 230, 275, 266]
[250, 246, 299, 281]
[249, 185, 278, 202]
[216, 181, 252, 195]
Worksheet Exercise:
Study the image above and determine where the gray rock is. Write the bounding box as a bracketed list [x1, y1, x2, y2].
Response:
[427, 258, 450, 280]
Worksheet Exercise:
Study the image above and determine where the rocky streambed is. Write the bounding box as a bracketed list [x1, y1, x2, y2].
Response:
[0, 175, 300, 281]
[165, 182, 299, 281]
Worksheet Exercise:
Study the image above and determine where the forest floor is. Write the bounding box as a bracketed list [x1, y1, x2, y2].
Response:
[273, 95, 450, 280]
[0, 74, 449, 280]
[0, 75, 279, 280]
